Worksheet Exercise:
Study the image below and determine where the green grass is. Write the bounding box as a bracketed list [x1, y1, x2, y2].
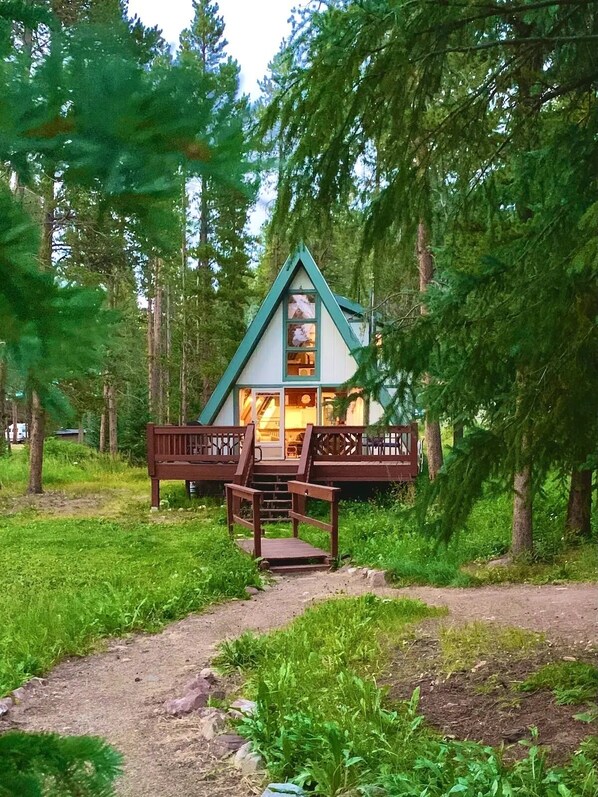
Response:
[0, 440, 147, 499]
[439, 622, 544, 673]
[283, 478, 597, 587]
[221, 595, 598, 797]
[0, 513, 258, 694]
[520, 661, 598, 705]
[0, 442, 258, 695]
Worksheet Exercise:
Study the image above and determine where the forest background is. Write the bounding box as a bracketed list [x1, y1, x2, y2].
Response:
[1, 0, 598, 559]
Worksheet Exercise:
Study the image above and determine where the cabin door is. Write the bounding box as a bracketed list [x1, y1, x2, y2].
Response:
[253, 390, 284, 459]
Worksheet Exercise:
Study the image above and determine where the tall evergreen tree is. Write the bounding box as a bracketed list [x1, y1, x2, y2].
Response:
[177, 1, 256, 413]
[263, 0, 598, 552]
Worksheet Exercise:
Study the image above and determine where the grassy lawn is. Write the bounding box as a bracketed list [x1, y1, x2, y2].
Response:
[1, 440, 595, 696]
[216, 596, 598, 796]
[0, 443, 259, 696]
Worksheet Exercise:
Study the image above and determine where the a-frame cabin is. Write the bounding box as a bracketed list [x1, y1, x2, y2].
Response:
[147, 245, 419, 517]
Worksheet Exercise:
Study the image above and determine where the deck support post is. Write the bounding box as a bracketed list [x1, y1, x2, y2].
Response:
[226, 485, 234, 537]
[151, 478, 160, 508]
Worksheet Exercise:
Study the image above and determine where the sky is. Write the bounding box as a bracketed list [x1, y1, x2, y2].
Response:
[127, 0, 299, 98]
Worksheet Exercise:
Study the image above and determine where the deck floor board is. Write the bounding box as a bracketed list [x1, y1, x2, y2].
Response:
[235, 537, 328, 561]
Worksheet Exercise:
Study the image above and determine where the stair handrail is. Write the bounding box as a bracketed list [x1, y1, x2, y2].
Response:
[234, 423, 255, 487]
[296, 423, 314, 483]
[288, 480, 340, 562]
[225, 483, 263, 559]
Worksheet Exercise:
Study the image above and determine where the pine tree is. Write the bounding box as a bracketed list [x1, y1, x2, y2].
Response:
[263, 0, 598, 552]
[177, 1, 256, 413]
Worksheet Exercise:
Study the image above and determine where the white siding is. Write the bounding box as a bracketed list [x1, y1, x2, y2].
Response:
[213, 393, 234, 425]
[237, 305, 284, 384]
[318, 305, 357, 384]
[290, 268, 314, 290]
[348, 317, 369, 346]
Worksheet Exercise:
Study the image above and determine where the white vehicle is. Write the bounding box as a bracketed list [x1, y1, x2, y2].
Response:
[5, 423, 28, 443]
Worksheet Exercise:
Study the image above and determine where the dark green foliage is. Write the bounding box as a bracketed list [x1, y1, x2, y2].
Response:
[264, 0, 598, 548]
[0, 731, 121, 797]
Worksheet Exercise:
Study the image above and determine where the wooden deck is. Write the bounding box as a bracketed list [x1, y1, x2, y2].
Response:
[147, 422, 419, 509]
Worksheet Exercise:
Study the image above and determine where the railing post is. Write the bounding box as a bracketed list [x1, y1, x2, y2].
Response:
[151, 478, 160, 509]
[330, 493, 339, 560]
[225, 484, 234, 538]
[410, 422, 419, 477]
[252, 491, 262, 559]
[291, 491, 299, 538]
[146, 424, 155, 477]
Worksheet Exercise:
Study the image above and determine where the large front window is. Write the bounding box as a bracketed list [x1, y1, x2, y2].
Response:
[285, 292, 318, 378]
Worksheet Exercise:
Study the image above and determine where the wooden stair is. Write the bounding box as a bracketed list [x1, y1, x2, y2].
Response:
[251, 473, 292, 522]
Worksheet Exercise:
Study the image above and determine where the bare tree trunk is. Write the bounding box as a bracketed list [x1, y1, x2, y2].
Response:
[512, 459, 533, 555]
[453, 424, 464, 448]
[26, 174, 55, 493]
[99, 407, 106, 453]
[164, 285, 171, 424]
[153, 268, 163, 424]
[565, 469, 592, 540]
[106, 382, 117, 456]
[417, 219, 444, 480]
[12, 402, 19, 444]
[147, 295, 155, 419]
[180, 176, 188, 425]
[77, 419, 85, 444]
[27, 391, 45, 494]
[0, 361, 7, 456]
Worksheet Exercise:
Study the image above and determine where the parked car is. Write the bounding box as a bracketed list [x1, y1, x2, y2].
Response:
[5, 423, 28, 443]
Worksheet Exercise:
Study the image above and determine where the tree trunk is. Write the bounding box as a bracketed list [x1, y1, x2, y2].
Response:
[147, 296, 155, 419]
[565, 469, 592, 540]
[453, 424, 464, 448]
[512, 461, 533, 555]
[180, 176, 189, 425]
[417, 219, 444, 480]
[0, 362, 7, 456]
[153, 270, 163, 423]
[27, 391, 45, 494]
[106, 382, 117, 456]
[164, 285, 171, 424]
[12, 402, 19, 444]
[78, 419, 85, 444]
[99, 408, 106, 453]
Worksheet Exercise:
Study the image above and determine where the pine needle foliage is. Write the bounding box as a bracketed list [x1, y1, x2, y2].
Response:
[264, 0, 598, 544]
[0, 731, 121, 797]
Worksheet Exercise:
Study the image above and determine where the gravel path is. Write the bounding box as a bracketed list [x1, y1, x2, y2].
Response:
[8, 573, 597, 796]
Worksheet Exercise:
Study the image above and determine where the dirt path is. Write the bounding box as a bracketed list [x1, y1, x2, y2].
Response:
[9, 574, 597, 796]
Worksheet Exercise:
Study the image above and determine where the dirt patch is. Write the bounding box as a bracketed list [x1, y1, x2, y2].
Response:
[4, 575, 598, 795]
[388, 626, 598, 763]
[1, 490, 106, 516]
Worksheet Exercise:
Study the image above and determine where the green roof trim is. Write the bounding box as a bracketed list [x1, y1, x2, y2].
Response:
[334, 293, 366, 317]
[199, 244, 397, 424]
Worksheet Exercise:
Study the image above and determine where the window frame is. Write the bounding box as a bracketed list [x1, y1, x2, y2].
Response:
[283, 290, 320, 381]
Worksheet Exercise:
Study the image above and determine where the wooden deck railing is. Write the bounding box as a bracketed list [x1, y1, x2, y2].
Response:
[147, 424, 247, 507]
[311, 424, 418, 463]
[291, 423, 419, 483]
[288, 480, 340, 562]
[225, 483, 263, 559]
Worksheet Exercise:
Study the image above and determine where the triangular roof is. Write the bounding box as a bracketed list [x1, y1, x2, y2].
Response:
[199, 244, 392, 424]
